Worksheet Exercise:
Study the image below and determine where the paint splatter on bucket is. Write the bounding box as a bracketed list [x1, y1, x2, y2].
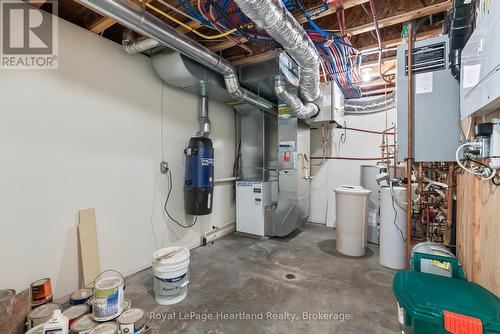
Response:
[27, 303, 61, 329]
[152, 247, 190, 305]
[30, 278, 53, 307]
[117, 308, 146, 334]
[69, 313, 98, 334]
[70, 289, 93, 306]
[87, 322, 119, 334]
[92, 271, 124, 322]
[63, 304, 90, 329]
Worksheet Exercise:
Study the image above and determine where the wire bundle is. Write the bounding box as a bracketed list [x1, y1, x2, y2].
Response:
[149, 0, 362, 97]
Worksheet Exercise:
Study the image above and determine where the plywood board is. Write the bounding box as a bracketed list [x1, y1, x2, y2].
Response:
[78, 208, 101, 287]
[456, 113, 500, 296]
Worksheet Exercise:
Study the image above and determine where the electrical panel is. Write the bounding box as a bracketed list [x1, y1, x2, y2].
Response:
[460, 0, 500, 118]
[397, 35, 461, 162]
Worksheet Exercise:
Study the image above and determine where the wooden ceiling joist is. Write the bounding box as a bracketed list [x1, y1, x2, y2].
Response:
[210, 1, 450, 53]
[359, 27, 442, 52]
[346, 0, 451, 36]
[89, 16, 117, 34]
[295, 0, 369, 24]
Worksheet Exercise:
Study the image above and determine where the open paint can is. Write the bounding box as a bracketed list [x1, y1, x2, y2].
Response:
[117, 308, 146, 334]
[27, 303, 61, 329]
[87, 322, 119, 334]
[69, 313, 98, 334]
[92, 271, 124, 322]
[70, 289, 93, 306]
[30, 278, 53, 307]
[63, 304, 90, 329]
[25, 324, 44, 334]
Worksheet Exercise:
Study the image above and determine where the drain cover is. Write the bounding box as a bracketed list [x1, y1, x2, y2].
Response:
[285, 273, 296, 280]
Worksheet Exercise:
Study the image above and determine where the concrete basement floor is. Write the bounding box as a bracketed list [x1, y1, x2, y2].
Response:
[125, 223, 401, 334]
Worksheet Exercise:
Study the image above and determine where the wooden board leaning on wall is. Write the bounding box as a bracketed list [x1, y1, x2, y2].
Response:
[456, 109, 500, 297]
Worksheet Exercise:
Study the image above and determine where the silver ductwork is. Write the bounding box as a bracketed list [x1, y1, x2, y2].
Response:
[274, 76, 319, 119]
[233, 0, 321, 118]
[197, 95, 211, 137]
[344, 92, 396, 114]
[76, 0, 274, 111]
[123, 37, 161, 54]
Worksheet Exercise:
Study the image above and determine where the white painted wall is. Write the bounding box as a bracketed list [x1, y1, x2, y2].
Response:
[0, 14, 235, 297]
[309, 110, 396, 225]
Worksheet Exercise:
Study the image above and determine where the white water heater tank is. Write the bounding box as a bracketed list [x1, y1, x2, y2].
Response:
[379, 186, 407, 270]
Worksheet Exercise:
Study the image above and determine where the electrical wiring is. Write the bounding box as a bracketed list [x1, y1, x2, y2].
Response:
[455, 142, 497, 181]
[142, 1, 239, 40]
[155, 0, 202, 24]
[164, 169, 198, 229]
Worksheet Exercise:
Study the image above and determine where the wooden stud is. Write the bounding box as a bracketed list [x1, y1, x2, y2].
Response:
[347, 1, 452, 36]
[88, 16, 117, 34]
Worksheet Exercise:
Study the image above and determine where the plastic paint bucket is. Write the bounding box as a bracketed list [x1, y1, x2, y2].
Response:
[25, 324, 44, 334]
[70, 289, 93, 306]
[92, 271, 124, 321]
[69, 314, 98, 334]
[117, 308, 146, 334]
[30, 278, 53, 306]
[152, 247, 190, 305]
[27, 303, 61, 329]
[0, 289, 16, 318]
[63, 304, 90, 329]
[87, 322, 119, 334]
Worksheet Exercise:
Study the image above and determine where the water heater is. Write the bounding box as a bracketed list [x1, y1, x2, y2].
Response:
[184, 137, 214, 215]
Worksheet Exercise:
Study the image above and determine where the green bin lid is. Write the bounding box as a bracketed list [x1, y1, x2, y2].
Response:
[393, 271, 500, 331]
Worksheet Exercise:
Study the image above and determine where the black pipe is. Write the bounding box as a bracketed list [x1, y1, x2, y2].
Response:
[445, 0, 476, 80]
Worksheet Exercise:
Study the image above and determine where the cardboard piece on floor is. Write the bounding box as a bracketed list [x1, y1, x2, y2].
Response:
[78, 208, 101, 287]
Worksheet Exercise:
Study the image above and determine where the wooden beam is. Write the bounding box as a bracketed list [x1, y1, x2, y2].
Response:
[295, 0, 369, 24]
[359, 27, 442, 52]
[211, 2, 448, 54]
[230, 50, 283, 65]
[347, 1, 451, 36]
[88, 16, 117, 34]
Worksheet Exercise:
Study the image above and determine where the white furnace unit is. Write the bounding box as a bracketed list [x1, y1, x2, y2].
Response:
[236, 181, 278, 236]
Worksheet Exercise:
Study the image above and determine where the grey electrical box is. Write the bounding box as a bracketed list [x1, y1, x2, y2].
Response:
[397, 35, 461, 162]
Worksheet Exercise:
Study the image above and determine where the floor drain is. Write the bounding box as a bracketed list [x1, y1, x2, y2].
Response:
[285, 273, 296, 280]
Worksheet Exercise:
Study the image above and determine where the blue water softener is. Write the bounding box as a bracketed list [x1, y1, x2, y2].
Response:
[184, 137, 214, 215]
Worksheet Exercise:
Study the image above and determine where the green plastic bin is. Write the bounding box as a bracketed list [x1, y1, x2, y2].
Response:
[393, 271, 500, 334]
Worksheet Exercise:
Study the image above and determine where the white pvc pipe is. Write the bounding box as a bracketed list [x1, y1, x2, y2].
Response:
[215, 177, 237, 184]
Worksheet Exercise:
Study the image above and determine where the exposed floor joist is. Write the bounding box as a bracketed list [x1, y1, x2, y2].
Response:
[210, 1, 450, 53]
[346, 1, 451, 36]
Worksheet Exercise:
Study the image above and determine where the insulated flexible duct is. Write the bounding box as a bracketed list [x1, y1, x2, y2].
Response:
[77, 0, 274, 112]
[233, 0, 320, 118]
[344, 92, 396, 114]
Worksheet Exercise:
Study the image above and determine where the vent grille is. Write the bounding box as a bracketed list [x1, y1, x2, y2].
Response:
[405, 42, 446, 75]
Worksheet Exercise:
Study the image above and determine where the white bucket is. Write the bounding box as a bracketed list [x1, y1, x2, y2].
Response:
[152, 247, 190, 305]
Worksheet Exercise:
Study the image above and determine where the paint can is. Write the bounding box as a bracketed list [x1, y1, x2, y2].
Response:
[24, 324, 44, 334]
[92, 270, 124, 322]
[116, 308, 146, 334]
[69, 314, 98, 334]
[122, 299, 131, 311]
[152, 247, 190, 305]
[63, 304, 91, 329]
[27, 303, 61, 329]
[30, 278, 53, 307]
[87, 322, 119, 334]
[70, 289, 93, 306]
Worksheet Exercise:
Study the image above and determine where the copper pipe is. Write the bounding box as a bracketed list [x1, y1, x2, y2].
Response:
[406, 24, 414, 268]
[418, 162, 425, 239]
[446, 163, 454, 225]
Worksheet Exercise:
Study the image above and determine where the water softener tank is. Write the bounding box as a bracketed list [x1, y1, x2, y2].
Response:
[184, 137, 214, 215]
